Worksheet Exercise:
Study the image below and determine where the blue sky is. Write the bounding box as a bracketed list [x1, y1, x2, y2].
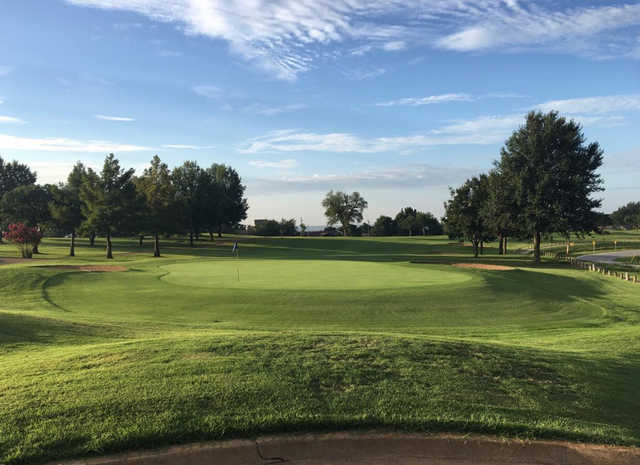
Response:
[1, 0, 639, 224]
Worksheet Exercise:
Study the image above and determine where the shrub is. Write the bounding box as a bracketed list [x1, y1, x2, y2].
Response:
[631, 256, 640, 265]
[2, 223, 43, 258]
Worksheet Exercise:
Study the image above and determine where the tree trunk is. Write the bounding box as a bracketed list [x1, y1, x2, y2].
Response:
[139, 235, 144, 248]
[154, 232, 160, 257]
[70, 230, 76, 257]
[106, 230, 113, 259]
[189, 230, 194, 247]
[566, 240, 570, 256]
[504, 236, 508, 255]
[533, 231, 541, 263]
[32, 243, 39, 254]
[472, 237, 479, 258]
[217, 224, 222, 238]
[498, 235, 504, 255]
[409, 229, 412, 237]
[90, 231, 96, 247]
[209, 231, 214, 241]
[480, 241, 484, 255]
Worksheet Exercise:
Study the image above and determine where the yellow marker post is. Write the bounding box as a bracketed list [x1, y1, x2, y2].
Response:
[592, 240, 596, 253]
[614, 240, 617, 251]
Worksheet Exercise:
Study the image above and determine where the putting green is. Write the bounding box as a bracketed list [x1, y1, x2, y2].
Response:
[160, 259, 472, 290]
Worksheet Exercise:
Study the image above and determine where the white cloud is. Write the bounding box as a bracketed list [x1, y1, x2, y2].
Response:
[240, 114, 522, 154]
[193, 85, 221, 99]
[0, 133, 152, 152]
[377, 93, 473, 107]
[344, 67, 387, 80]
[249, 159, 299, 169]
[95, 114, 136, 122]
[382, 40, 406, 51]
[253, 104, 307, 116]
[534, 95, 640, 115]
[0, 66, 11, 77]
[0, 115, 24, 124]
[161, 144, 215, 149]
[248, 162, 477, 194]
[64, 1, 640, 79]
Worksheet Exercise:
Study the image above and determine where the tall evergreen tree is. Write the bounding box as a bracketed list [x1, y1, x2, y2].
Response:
[497, 111, 603, 263]
[206, 164, 248, 238]
[50, 162, 88, 256]
[81, 154, 140, 259]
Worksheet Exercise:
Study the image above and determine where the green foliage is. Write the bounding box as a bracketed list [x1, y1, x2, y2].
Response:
[255, 218, 297, 236]
[135, 155, 180, 236]
[322, 190, 368, 236]
[372, 215, 398, 236]
[50, 162, 87, 233]
[631, 256, 640, 265]
[0, 184, 52, 229]
[497, 111, 604, 262]
[0, 155, 36, 199]
[611, 202, 640, 229]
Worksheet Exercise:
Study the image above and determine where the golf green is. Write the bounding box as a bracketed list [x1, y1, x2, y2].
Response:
[160, 259, 473, 290]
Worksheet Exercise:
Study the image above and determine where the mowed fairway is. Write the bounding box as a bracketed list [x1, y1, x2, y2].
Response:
[1, 235, 640, 464]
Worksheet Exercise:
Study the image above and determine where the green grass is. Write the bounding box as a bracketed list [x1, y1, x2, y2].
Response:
[1, 233, 640, 464]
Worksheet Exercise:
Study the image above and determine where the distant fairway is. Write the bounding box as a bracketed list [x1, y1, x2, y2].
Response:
[1, 234, 640, 465]
[161, 259, 472, 289]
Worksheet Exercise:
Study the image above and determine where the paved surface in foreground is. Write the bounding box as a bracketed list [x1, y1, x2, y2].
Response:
[51, 433, 640, 465]
[577, 249, 640, 268]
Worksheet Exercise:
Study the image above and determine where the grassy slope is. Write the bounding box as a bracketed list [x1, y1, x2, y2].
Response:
[1, 234, 640, 464]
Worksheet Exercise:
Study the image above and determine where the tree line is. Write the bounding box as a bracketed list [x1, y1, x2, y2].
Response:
[444, 111, 605, 263]
[0, 154, 247, 258]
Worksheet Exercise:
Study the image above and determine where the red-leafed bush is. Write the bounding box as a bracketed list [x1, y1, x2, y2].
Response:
[2, 223, 43, 258]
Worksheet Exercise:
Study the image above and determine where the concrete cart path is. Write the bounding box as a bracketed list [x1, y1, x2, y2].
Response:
[577, 249, 640, 267]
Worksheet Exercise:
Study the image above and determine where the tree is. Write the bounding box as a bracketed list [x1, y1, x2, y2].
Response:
[372, 215, 398, 236]
[0, 184, 52, 253]
[415, 212, 443, 236]
[0, 156, 36, 242]
[395, 207, 418, 236]
[206, 164, 248, 237]
[81, 154, 140, 259]
[299, 218, 307, 236]
[483, 169, 519, 255]
[444, 175, 491, 258]
[497, 111, 603, 263]
[255, 218, 297, 236]
[172, 161, 209, 246]
[3, 223, 43, 258]
[611, 202, 640, 229]
[135, 155, 180, 257]
[322, 190, 368, 236]
[50, 162, 88, 256]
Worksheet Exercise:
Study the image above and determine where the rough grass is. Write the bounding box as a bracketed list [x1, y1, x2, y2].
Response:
[1, 233, 640, 464]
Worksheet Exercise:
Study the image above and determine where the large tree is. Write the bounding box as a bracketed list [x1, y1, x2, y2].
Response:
[444, 175, 490, 258]
[372, 215, 398, 236]
[81, 154, 141, 259]
[497, 111, 603, 262]
[483, 169, 519, 255]
[50, 162, 88, 256]
[172, 161, 209, 247]
[206, 164, 248, 238]
[135, 155, 180, 257]
[395, 207, 418, 236]
[322, 190, 368, 236]
[0, 184, 52, 253]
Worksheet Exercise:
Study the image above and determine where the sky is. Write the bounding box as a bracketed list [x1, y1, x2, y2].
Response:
[0, 1, 639, 225]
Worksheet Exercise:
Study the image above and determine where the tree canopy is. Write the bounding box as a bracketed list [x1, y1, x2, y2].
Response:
[322, 190, 368, 236]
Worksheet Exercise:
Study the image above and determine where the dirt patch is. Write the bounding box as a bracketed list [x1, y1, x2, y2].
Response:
[452, 263, 515, 271]
[38, 265, 127, 272]
[46, 432, 640, 465]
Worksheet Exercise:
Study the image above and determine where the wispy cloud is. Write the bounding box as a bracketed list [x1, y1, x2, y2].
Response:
[343, 67, 387, 81]
[0, 133, 152, 152]
[249, 163, 477, 194]
[253, 104, 307, 116]
[240, 115, 521, 154]
[249, 159, 299, 169]
[0, 115, 24, 124]
[377, 93, 473, 107]
[193, 85, 221, 99]
[161, 144, 215, 150]
[0, 66, 12, 77]
[64, 1, 640, 79]
[95, 114, 135, 122]
[535, 95, 640, 115]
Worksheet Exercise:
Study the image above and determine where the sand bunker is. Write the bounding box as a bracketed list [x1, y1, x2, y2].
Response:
[47, 432, 640, 465]
[452, 263, 515, 271]
[39, 265, 127, 272]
